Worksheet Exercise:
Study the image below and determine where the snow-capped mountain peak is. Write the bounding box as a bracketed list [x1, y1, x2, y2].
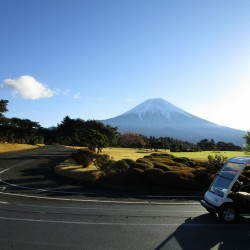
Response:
[123, 98, 191, 120]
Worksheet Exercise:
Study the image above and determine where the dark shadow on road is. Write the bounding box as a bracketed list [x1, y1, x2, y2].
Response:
[0, 145, 80, 193]
[155, 214, 250, 250]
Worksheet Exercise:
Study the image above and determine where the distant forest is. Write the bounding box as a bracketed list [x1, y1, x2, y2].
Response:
[0, 99, 242, 152]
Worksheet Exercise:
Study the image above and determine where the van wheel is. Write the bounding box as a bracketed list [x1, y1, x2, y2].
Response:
[219, 204, 238, 223]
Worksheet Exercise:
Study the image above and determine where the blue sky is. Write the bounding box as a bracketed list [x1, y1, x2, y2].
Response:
[1, 0, 250, 131]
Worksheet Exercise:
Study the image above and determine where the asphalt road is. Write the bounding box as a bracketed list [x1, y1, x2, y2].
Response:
[0, 145, 250, 250]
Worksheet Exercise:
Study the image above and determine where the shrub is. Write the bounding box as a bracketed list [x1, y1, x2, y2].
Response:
[94, 154, 110, 168]
[123, 158, 152, 170]
[98, 160, 116, 174]
[70, 148, 96, 168]
[172, 157, 198, 168]
[69, 150, 224, 191]
[172, 157, 189, 163]
[162, 170, 196, 190]
[123, 158, 138, 168]
[136, 158, 154, 168]
[126, 168, 144, 185]
[187, 160, 200, 168]
[162, 171, 180, 188]
[192, 168, 211, 190]
[134, 162, 152, 170]
[100, 171, 125, 185]
[143, 168, 165, 186]
[98, 160, 130, 185]
[108, 160, 130, 173]
[147, 156, 183, 167]
[206, 154, 228, 173]
[153, 162, 172, 171]
[141, 153, 204, 170]
[149, 153, 174, 158]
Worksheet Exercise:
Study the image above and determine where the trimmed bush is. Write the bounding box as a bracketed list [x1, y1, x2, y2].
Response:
[99, 160, 130, 174]
[134, 162, 152, 170]
[98, 160, 116, 174]
[123, 158, 138, 168]
[94, 154, 110, 168]
[145, 156, 183, 167]
[162, 170, 196, 190]
[98, 160, 130, 185]
[153, 162, 172, 171]
[126, 168, 144, 185]
[136, 158, 154, 168]
[172, 156, 189, 163]
[68, 150, 218, 191]
[172, 157, 197, 167]
[149, 153, 174, 158]
[122, 158, 151, 170]
[143, 168, 165, 186]
[70, 148, 96, 168]
[163, 171, 182, 188]
[192, 169, 211, 190]
[109, 160, 130, 173]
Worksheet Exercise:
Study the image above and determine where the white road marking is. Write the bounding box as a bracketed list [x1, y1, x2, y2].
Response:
[0, 215, 233, 227]
[0, 191, 200, 205]
[5, 203, 204, 212]
[0, 168, 9, 174]
[0, 201, 8, 204]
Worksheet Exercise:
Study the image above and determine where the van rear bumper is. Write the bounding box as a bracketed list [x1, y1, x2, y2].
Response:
[201, 199, 219, 213]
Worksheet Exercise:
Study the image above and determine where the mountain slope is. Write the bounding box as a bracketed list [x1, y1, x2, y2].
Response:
[102, 98, 245, 146]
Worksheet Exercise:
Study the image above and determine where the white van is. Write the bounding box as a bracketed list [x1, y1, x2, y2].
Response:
[201, 156, 250, 223]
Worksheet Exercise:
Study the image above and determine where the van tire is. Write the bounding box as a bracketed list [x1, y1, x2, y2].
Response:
[219, 204, 238, 223]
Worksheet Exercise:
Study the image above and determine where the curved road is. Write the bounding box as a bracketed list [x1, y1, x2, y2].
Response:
[0, 145, 249, 250]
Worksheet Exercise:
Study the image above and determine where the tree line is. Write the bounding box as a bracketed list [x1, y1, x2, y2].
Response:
[117, 133, 242, 152]
[0, 99, 247, 152]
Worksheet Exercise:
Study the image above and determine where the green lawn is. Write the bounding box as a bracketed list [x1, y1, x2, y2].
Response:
[1, 144, 247, 162]
[0, 143, 40, 153]
[102, 147, 249, 161]
[169, 150, 249, 161]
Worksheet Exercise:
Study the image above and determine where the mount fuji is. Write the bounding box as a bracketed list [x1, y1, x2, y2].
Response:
[101, 98, 245, 146]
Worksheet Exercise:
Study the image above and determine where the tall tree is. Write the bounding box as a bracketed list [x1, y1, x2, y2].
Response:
[0, 99, 8, 114]
[0, 100, 9, 142]
[57, 116, 86, 145]
[197, 139, 216, 151]
[0, 99, 8, 122]
[56, 117, 117, 147]
[85, 129, 108, 153]
[243, 131, 250, 152]
[119, 132, 146, 148]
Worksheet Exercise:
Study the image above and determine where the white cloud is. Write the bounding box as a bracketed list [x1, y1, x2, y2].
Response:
[73, 92, 81, 99]
[64, 88, 71, 96]
[53, 88, 71, 96]
[2, 75, 54, 100]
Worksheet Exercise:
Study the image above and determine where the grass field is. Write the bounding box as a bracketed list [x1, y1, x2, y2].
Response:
[1, 144, 248, 161]
[101, 147, 249, 161]
[0, 143, 40, 153]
